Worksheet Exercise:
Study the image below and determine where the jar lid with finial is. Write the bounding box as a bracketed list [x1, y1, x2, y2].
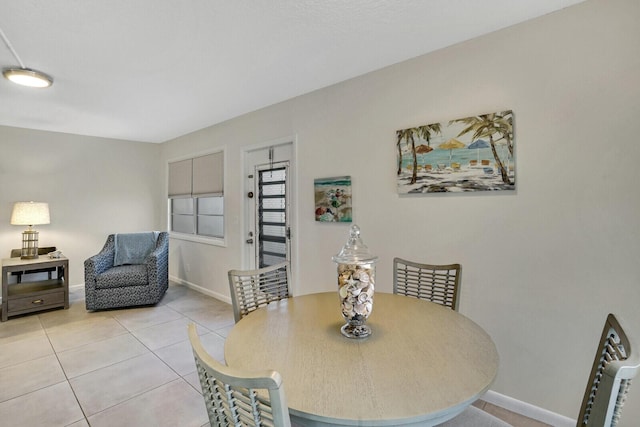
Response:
[332, 224, 378, 265]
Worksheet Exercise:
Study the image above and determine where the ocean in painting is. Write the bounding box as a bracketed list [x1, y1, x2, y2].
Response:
[398, 145, 515, 193]
[314, 176, 352, 222]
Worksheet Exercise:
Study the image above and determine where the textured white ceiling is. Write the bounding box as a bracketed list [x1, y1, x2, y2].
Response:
[0, 0, 586, 143]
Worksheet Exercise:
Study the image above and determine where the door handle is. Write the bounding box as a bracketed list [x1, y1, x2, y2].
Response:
[246, 238, 254, 244]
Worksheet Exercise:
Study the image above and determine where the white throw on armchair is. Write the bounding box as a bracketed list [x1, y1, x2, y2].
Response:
[84, 232, 169, 310]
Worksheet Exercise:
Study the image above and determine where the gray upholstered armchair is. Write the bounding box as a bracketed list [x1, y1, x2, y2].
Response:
[84, 232, 169, 310]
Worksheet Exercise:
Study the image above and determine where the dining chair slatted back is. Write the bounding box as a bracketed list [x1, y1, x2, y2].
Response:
[577, 313, 639, 427]
[393, 257, 461, 310]
[228, 261, 291, 323]
[188, 323, 292, 427]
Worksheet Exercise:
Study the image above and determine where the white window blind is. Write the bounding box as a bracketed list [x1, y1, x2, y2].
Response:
[169, 152, 223, 198]
[193, 152, 223, 196]
[168, 159, 192, 198]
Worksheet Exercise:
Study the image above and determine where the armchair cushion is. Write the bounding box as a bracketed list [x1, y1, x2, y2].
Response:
[96, 265, 148, 289]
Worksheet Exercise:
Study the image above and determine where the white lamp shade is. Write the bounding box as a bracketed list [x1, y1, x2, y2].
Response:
[10, 202, 50, 226]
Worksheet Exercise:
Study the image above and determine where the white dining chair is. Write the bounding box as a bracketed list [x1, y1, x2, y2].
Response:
[393, 257, 461, 310]
[576, 313, 639, 426]
[188, 323, 292, 427]
[228, 261, 291, 323]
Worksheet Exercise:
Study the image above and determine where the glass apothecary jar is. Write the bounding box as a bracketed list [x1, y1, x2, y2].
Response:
[332, 224, 378, 338]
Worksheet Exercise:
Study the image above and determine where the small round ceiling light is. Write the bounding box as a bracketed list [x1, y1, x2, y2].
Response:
[3, 67, 53, 88]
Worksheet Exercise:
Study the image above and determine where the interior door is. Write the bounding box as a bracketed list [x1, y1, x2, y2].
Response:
[243, 143, 293, 270]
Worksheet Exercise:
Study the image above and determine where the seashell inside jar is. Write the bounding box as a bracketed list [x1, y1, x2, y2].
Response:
[332, 225, 378, 339]
[337, 263, 375, 338]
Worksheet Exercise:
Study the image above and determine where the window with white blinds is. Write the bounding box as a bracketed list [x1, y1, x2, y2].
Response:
[168, 151, 224, 239]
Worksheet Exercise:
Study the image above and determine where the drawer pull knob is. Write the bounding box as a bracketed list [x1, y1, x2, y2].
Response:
[32, 299, 44, 305]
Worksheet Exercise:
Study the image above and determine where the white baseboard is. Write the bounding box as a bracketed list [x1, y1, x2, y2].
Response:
[169, 275, 231, 304]
[483, 390, 575, 427]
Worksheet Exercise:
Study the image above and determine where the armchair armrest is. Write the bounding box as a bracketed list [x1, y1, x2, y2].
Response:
[84, 235, 116, 291]
[145, 232, 169, 295]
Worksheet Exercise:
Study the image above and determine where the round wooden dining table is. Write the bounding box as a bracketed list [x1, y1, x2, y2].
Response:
[225, 292, 499, 426]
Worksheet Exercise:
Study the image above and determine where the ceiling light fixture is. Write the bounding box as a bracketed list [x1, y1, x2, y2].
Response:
[3, 67, 53, 88]
[0, 26, 53, 88]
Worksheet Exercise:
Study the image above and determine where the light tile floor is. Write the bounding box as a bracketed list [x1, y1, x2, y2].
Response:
[0, 283, 548, 427]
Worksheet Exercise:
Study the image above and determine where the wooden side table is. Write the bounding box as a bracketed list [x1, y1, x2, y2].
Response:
[1, 256, 69, 322]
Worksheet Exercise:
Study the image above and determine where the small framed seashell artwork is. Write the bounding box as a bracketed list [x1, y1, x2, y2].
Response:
[314, 176, 352, 222]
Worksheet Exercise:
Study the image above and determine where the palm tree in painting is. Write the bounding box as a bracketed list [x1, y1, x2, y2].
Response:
[454, 111, 513, 184]
[396, 124, 442, 184]
[396, 128, 414, 176]
[495, 110, 513, 158]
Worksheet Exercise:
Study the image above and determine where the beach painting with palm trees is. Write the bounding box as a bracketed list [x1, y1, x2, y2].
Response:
[396, 110, 514, 194]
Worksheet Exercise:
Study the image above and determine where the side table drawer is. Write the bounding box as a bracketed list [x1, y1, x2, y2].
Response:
[8, 291, 65, 312]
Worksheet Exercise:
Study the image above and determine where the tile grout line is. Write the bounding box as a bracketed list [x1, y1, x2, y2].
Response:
[37, 312, 91, 426]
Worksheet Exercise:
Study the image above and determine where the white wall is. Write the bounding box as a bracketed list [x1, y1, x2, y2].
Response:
[0, 126, 165, 284]
[162, 0, 640, 423]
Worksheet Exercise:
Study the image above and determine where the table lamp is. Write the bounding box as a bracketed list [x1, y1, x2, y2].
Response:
[10, 201, 50, 259]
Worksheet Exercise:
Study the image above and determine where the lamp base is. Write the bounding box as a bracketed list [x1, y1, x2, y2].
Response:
[21, 230, 39, 259]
